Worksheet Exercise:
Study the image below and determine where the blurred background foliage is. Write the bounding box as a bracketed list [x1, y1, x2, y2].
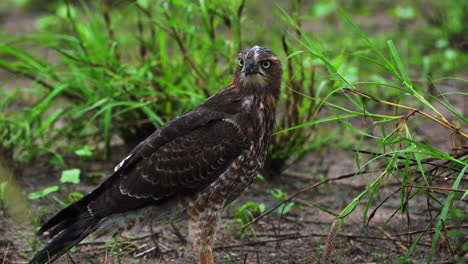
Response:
[0, 0, 466, 172]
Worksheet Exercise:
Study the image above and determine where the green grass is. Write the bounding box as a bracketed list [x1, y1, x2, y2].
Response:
[1, 0, 246, 161]
[278, 5, 467, 264]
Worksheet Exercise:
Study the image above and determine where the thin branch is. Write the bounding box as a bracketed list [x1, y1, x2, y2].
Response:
[170, 222, 187, 244]
[377, 226, 408, 251]
[218, 232, 432, 250]
[235, 171, 359, 234]
[403, 185, 466, 193]
[2, 241, 10, 264]
[392, 225, 468, 237]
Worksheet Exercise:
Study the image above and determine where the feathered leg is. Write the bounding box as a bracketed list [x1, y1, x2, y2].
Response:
[188, 195, 224, 264]
[200, 250, 215, 264]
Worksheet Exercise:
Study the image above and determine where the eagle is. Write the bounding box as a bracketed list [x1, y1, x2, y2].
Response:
[30, 46, 282, 264]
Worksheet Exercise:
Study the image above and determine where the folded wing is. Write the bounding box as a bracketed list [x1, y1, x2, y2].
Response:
[87, 118, 246, 216]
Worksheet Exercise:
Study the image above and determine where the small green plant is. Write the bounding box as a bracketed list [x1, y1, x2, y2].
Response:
[233, 201, 265, 226]
[60, 168, 81, 184]
[20, 233, 41, 257]
[28, 168, 82, 207]
[230, 201, 265, 238]
[371, 252, 389, 259]
[264, 0, 325, 178]
[223, 252, 239, 261]
[27, 186, 60, 200]
[74, 145, 94, 158]
[99, 237, 138, 264]
[271, 188, 295, 215]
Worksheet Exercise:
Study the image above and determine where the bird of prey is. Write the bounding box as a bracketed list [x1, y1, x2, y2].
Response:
[30, 46, 282, 264]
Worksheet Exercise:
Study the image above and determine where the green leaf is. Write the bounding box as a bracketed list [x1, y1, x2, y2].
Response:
[36, 15, 60, 31]
[234, 201, 265, 225]
[311, 1, 335, 17]
[277, 202, 295, 215]
[299, 199, 339, 217]
[258, 203, 266, 212]
[68, 192, 84, 202]
[60, 169, 81, 184]
[271, 188, 288, 200]
[286, 50, 304, 60]
[137, 0, 149, 9]
[74, 145, 94, 157]
[461, 190, 468, 201]
[27, 186, 59, 199]
[256, 173, 267, 183]
[50, 153, 66, 167]
[392, 5, 416, 20]
[274, 114, 359, 135]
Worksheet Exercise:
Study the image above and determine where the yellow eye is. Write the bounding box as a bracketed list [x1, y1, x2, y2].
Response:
[239, 59, 243, 67]
[261, 60, 271, 69]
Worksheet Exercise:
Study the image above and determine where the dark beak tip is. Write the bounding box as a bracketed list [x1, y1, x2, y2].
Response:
[243, 59, 257, 75]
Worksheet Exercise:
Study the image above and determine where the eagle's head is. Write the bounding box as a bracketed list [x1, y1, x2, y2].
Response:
[235, 46, 282, 96]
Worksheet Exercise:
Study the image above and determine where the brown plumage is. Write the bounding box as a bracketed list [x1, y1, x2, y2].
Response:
[30, 46, 282, 264]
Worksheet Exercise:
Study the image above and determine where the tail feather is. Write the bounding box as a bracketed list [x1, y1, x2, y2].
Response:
[29, 216, 100, 264]
[38, 203, 85, 235]
[39, 171, 121, 236]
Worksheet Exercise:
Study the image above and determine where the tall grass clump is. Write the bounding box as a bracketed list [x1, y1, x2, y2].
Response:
[279, 6, 467, 264]
[0, 0, 246, 162]
[264, 0, 325, 178]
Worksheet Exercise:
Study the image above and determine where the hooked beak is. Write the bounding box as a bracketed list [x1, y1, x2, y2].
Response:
[242, 59, 260, 75]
